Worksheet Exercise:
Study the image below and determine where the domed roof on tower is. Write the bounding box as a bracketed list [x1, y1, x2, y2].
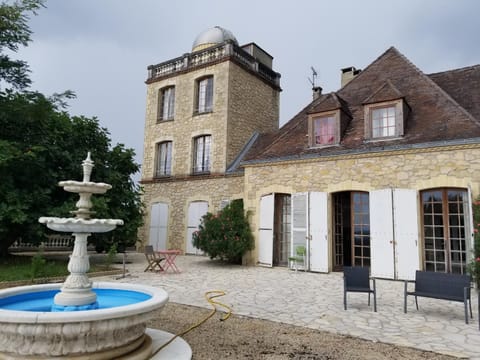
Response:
[192, 26, 238, 52]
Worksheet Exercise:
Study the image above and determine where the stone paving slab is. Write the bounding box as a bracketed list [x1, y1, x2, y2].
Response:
[100, 253, 480, 359]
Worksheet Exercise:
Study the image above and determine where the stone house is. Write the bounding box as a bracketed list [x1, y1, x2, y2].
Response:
[140, 27, 480, 280]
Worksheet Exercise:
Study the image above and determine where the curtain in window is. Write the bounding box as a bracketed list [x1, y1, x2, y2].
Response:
[314, 116, 335, 145]
[197, 77, 213, 113]
[161, 87, 175, 120]
[194, 135, 211, 173]
[156, 142, 172, 176]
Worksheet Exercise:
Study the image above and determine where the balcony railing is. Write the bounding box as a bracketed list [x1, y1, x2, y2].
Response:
[147, 41, 280, 87]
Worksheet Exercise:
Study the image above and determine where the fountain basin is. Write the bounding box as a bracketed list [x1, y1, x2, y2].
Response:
[39, 217, 124, 233]
[59, 180, 112, 194]
[0, 282, 168, 359]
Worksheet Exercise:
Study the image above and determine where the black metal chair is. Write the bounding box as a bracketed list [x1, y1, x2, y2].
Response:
[343, 266, 377, 312]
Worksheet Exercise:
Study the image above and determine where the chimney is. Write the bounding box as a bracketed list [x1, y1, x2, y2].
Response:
[341, 66, 361, 87]
[312, 86, 322, 100]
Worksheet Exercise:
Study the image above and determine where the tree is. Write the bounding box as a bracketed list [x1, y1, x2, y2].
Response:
[0, 0, 144, 256]
[0, 90, 144, 256]
[192, 200, 254, 264]
[0, 0, 44, 90]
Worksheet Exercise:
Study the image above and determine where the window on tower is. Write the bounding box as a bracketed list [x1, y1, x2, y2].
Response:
[195, 76, 213, 114]
[157, 86, 175, 122]
[192, 135, 211, 174]
[155, 141, 172, 177]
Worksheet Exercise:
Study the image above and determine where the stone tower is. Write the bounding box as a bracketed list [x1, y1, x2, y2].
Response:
[140, 26, 281, 253]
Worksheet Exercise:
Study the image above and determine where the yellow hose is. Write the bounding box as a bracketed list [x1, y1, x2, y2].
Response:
[151, 290, 231, 357]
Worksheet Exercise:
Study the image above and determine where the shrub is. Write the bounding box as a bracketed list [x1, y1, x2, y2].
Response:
[192, 200, 254, 264]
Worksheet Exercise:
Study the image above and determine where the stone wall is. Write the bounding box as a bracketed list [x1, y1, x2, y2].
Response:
[226, 62, 279, 165]
[243, 144, 480, 264]
[142, 62, 230, 179]
[140, 175, 244, 250]
[142, 59, 280, 180]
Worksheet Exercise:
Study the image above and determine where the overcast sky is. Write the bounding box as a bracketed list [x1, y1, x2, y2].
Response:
[18, 0, 480, 176]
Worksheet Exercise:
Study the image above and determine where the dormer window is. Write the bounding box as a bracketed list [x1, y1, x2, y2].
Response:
[364, 99, 408, 140]
[363, 81, 408, 141]
[313, 115, 336, 145]
[371, 106, 396, 138]
[308, 110, 348, 148]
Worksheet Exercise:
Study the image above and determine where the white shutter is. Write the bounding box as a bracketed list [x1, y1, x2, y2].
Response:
[186, 201, 208, 255]
[291, 193, 308, 270]
[393, 189, 419, 280]
[258, 194, 274, 267]
[309, 192, 328, 272]
[149, 203, 168, 250]
[467, 187, 474, 261]
[370, 189, 395, 279]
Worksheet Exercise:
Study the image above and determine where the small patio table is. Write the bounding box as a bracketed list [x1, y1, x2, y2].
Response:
[156, 249, 181, 273]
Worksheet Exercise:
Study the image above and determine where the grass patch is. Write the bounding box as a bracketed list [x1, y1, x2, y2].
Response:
[0, 255, 106, 282]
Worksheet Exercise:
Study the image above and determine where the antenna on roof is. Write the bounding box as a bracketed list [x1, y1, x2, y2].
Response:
[308, 66, 318, 88]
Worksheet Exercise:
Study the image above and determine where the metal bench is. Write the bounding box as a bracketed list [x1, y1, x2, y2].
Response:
[404, 270, 472, 323]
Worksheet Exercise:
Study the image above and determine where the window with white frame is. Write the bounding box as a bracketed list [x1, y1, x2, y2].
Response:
[364, 100, 407, 140]
[195, 76, 213, 114]
[155, 141, 172, 177]
[371, 106, 396, 138]
[157, 86, 175, 121]
[193, 135, 211, 174]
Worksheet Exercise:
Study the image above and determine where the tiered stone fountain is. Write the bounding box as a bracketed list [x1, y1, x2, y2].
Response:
[0, 153, 191, 359]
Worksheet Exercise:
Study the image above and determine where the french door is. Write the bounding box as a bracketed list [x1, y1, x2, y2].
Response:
[421, 188, 471, 274]
[333, 191, 371, 269]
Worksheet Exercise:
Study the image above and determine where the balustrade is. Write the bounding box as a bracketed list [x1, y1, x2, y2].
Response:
[147, 42, 279, 86]
[10, 234, 74, 251]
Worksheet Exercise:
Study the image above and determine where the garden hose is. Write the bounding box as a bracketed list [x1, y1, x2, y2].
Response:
[151, 290, 232, 357]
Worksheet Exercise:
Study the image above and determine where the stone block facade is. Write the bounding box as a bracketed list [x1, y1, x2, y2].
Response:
[140, 175, 244, 251]
[243, 144, 480, 266]
[142, 60, 279, 181]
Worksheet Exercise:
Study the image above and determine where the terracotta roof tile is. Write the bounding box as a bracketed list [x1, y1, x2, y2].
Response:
[243, 47, 480, 164]
[362, 79, 403, 104]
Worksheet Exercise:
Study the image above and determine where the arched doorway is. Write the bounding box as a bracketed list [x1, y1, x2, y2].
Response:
[332, 191, 370, 270]
[421, 188, 471, 274]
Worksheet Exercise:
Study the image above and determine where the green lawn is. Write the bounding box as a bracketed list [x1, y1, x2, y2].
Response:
[0, 255, 105, 282]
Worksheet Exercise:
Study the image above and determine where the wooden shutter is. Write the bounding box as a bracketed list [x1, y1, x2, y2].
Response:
[258, 194, 274, 267]
[309, 192, 328, 272]
[393, 189, 419, 280]
[370, 189, 395, 279]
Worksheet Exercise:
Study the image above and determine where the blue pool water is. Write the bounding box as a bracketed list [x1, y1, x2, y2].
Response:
[0, 289, 151, 312]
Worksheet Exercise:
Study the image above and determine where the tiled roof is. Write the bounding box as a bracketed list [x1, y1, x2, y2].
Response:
[362, 79, 403, 104]
[307, 93, 350, 115]
[428, 65, 480, 121]
[243, 47, 480, 164]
